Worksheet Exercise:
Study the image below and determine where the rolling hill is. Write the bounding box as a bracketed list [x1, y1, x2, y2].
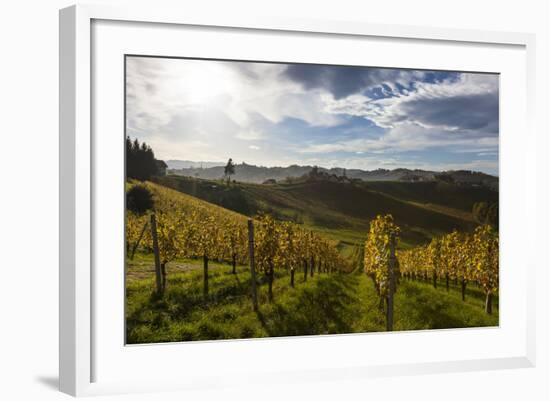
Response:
[166, 161, 498, 190]
[365, 181, 498, 212]
[152, 174, 490, 249]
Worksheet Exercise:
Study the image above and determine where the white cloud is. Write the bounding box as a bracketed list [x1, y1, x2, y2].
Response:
[126, 57, 349, 163]
[299, 121, 498, 154]
[127, 57, 342, 141]
[237, 129, 264, 140]
[323, 73, 498, 131]
[311, 73, 498, 156]
[126, 57, 499, 174]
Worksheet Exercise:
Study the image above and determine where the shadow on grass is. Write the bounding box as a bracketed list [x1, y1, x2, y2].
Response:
[413, 279, 499, 310]
[398, 284, 465, 329]
[126, 269, 254, 332]
[397, 281, 497, 330]
[255, 274, 361, 337]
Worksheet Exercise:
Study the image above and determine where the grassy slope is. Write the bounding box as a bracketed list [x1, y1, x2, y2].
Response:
[365, 181, 498, 212]
[126, 254, 498, 344]
[154, 175, 480, 249]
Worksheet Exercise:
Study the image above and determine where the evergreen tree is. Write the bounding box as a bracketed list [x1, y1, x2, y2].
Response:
[126, 136, 164, 181]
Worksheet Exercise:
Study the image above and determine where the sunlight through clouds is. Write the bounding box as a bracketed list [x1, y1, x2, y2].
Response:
[126, 56, 499, 175]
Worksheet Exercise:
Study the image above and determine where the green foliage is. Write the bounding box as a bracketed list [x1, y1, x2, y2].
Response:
[472, 225, 499, 295]
[126, 136, 166, 181]
[224, 158, 236, 183]
[363, 215, 400, 298]
[486, 203, 498, 229]
[126, 184, 154, 214]
[472, 201, 498, 228]
[472, 202, 488, 224]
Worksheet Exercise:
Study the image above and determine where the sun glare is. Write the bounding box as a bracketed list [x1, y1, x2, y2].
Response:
[180, 64, 229, 104]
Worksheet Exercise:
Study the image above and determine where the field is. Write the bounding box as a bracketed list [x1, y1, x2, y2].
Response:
[127, 252, 498, 343]
[126, 176, 499, 344]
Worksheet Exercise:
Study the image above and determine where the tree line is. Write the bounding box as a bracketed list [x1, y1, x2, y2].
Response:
[126, 136, 167, 181]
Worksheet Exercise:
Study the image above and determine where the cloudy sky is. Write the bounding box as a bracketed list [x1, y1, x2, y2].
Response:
[126, 56, 499, 175]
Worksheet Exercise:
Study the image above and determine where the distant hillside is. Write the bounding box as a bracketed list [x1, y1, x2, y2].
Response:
[366, 181, 498, 212]
[167, 162, 498, 190]
[152, 174, 490, 248]
[168, 163, 312, 184]
[166, 160, 225, 169]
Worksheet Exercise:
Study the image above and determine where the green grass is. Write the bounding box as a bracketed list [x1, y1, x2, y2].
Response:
[126, 255, 498, 344]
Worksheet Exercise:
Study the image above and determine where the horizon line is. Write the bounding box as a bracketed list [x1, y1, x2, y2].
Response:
[164, 159, 499, 177]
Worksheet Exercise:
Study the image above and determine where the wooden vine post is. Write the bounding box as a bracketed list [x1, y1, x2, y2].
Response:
[485, 292, 493, 314]
[387, 232, 397, 331]
[150, 213, 163, 297]
[203, 254, 209, 296]
[161, 263, 167, 293]
[309, 232, 315, 277]
[247, 219, 258, 311]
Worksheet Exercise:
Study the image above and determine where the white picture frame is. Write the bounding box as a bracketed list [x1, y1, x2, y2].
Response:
[59, 4, 536, 397]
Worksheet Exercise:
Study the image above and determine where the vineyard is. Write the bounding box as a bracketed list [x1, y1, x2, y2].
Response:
[126, 181, 499, 343]
[398, 225, 499, 313]
[127, 182, 350, 299]
[364, 215, 498, 330]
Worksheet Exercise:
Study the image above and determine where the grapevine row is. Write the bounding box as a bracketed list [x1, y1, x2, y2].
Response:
[399, 225, 499, 313]
[363, 214, 498, 318]
[126, 182, 350, 300]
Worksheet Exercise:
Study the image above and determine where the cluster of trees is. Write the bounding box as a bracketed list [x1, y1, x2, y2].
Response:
[126, 136, 167, 181]
[126, 182, 349, 300]
[399, 225, 499, 313]
[472, 201, 498, 228]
